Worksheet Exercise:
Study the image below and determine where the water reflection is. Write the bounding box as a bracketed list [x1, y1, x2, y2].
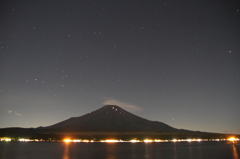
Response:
[144, 143, 149, 158]
[130, 143, 136, 159]
[232, 145, 239, 159]
[188, 143, 193, 159]
[197, 142, 202, 159]
[0, 142, 9, 159]
[173, 143, 177, 159]
[145, 143, 153, 159]
[55, 141, 240, 159]
[105, 143, 116, 159]
[63, 142, 70, 159]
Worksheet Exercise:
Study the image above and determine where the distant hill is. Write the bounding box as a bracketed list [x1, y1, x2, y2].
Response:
[0, 105, 237, 140]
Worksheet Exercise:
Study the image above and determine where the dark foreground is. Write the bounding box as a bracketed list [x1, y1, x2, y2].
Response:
[0, 141, 239, 159]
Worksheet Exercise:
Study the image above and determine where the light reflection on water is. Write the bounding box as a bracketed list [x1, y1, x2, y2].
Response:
[173, 142, 177, 159]
[144, 143, 152, 159]
[63, 142, 70, 159]
[0, 142, 9, 159]
[232, 144, 239, 159]
[105, 143, 116, 159]
[188, 143, 193, 159]
[0, 141, 239, 159]
[59, 142, 239, 159]
[130, 142, 136, 159]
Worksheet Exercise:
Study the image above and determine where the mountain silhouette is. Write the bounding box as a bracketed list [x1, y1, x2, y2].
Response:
[1, 105, 234, 140]
[45, 105, 178, 132]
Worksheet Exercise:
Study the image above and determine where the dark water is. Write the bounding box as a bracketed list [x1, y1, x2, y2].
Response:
[0, 141, 239, 159]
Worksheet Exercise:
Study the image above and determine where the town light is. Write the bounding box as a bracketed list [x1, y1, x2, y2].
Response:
[63, 139, 72, 143]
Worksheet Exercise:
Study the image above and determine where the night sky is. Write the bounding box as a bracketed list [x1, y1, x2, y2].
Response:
[1, 0, 240, 134]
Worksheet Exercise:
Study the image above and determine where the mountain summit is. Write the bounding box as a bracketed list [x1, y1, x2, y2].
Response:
[45, 105, 177, 132]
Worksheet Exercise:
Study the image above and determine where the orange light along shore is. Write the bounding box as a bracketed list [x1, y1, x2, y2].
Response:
[227, 137, 240, 144]
[58, 137, 240, 143]
[1, 137, 239, 143]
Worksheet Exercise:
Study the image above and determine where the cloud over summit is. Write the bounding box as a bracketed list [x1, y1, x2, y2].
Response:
[103, 98, 142, 112]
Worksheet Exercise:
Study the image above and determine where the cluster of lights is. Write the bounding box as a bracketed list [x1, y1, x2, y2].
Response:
[63, 139, 94, 143]
[171, 139, 203, 142]
[100, 139, 121, 143]
[0, 137, 43, 142]
[62, 138, 222, 143]
[0, 138, 11, 142]
[19, 138, 31, 142]
[228, 137, 239, 142]
[1, 137, 239, 143]
[144, 139, 153, 143]
[130, 139, 140, 143]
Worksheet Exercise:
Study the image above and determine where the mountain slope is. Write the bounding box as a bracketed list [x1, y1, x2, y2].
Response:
[45, 105, 178, 132]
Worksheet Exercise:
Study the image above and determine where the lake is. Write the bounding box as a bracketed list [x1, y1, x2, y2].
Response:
[0, 141, 239, 159]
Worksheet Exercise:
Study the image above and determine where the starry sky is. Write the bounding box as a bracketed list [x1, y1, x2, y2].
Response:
[0, 0, 240, 134]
